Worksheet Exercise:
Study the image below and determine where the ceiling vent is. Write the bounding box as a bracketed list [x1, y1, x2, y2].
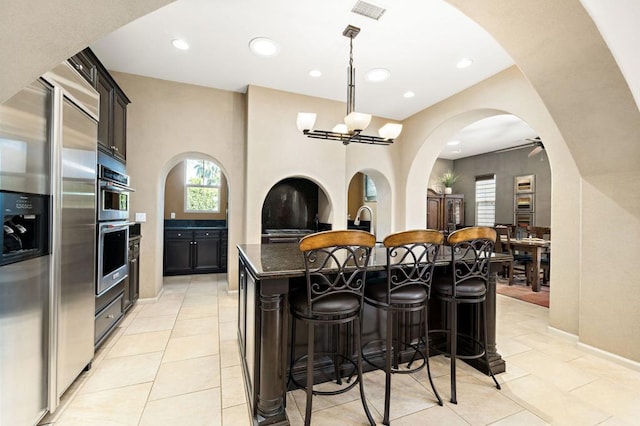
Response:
[351, 1, 386, 20]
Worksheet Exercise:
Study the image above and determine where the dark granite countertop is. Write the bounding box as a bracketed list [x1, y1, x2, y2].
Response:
[164, 219, 227, 229]
[237, 243, 511, 280]
[165, 226, 227, 230]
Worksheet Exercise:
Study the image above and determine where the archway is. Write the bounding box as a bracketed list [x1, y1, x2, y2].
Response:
[347, 169, 392, 240]
[159, 152, 232, 280]
[427, 114, 552, 296]
[260, 175, 333, 239]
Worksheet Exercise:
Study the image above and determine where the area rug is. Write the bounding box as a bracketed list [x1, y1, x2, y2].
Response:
[496, 278, 550, 308]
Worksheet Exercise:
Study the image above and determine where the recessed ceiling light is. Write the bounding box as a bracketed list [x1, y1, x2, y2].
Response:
[366, 68, 390, 82]
[171, 39, 189, 50]
[447, 140, 461, 146]
[249, 37, 280, 57]
[309, 69, 322, 78]
[452, 149, 462, 154]
[403, 91, 415, 98]
[456, 58, 473, 69]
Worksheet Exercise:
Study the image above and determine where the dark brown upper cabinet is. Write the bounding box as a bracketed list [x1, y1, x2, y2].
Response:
[69, 48, 130, 163]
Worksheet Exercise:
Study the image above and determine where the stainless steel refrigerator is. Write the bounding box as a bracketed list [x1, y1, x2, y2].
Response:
[0, 62, 99, 425]
[44, 62, 99, 412]
[0, 80, 52, 426]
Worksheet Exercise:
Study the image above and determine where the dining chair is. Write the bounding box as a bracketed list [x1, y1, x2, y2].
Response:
[289, 230, 376, 426]
[494, 225, 514, 285]
[363, 229, 444, 425]
[526, 226, 551, 285]
[431, 226, 501, 404]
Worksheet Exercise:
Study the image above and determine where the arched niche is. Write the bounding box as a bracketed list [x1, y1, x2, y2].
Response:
[260, 176, 332, 234]
[346, 169, 392, 239]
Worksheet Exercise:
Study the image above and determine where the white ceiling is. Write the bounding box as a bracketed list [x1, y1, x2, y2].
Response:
[90, 0, 631, 158]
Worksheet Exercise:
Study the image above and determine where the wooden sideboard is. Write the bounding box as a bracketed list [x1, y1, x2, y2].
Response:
[427, 189, 464, 232]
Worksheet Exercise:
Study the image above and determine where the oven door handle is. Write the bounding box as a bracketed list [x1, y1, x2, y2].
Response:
[99, 180, 135, 192]
[99, 221, 135, 231]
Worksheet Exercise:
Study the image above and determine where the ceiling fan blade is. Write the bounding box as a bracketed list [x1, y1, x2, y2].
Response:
[528, 146, 543, 157]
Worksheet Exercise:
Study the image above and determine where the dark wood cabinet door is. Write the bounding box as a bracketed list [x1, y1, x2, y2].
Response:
[112, 93, 127, 162]
[164, 238, 193, 274]
[427, 196, 442, 230]
[68, 51, 96, 85]
[193, 231, 220, 271]
[445, 196, 464, 230]
[96, 75, 111, 152]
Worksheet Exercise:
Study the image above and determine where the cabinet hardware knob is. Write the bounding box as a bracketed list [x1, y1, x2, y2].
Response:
[76, 64, 83, 70]
[106, 314, 114, 319]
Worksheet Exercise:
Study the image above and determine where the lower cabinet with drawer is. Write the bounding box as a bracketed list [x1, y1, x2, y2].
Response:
[163, 228, 228, 275]
[94, 285, 124, 347]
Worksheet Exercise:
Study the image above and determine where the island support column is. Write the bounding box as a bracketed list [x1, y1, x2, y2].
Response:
[466, 268, 505, 374]
[257, 278, 289, 425]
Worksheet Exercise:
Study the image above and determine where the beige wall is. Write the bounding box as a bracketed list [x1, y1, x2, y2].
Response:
[164, 161, 228, 220]
[111, 71, 245, 297]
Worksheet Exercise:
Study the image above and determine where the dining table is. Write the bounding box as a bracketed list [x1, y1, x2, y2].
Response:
[508, 237, 551, 292]
[236, 242, 511, 426]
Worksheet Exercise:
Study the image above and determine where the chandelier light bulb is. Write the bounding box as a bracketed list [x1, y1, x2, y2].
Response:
[378, 123, 403, 140]
[344, 112, 372, 132]
[296, 113, 316, 132]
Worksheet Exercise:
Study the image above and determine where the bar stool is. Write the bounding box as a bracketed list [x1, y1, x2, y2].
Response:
[363, 229, 444, 425]
[289, 230, 376, 426]
[431, 227, 501, 404]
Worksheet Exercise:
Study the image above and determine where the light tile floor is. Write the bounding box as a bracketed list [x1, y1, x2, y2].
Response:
[41, 274, 640, 425]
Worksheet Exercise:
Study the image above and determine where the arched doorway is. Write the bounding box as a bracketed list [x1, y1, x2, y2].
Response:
[162, 155, 230, 277]
[346, 169, 392, 240]
[427, 114, 552, 298]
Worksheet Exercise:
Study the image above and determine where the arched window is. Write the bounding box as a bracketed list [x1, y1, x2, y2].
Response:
[184, 159, 221, 212]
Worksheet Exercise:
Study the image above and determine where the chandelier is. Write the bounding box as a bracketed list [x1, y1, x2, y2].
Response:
[296, 25, 403, 146]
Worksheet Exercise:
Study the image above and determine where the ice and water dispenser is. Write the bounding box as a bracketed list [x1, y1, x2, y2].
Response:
[0, 191, 49, 266]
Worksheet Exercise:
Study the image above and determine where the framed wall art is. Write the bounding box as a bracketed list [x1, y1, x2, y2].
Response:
[515, 193, 535, 212]
[514, 174, 535, 193]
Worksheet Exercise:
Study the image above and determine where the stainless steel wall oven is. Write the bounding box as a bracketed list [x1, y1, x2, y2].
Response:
[96, 221, 129, 295]
[98, 165, 131, 222]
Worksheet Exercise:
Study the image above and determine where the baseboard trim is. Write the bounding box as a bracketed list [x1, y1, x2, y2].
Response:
[547, 326, 578, 343]
[137, 287, 164, 304]
[548, 326, 640, 372]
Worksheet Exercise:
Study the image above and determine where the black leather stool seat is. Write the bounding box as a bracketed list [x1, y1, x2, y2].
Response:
[291, 290, 360, 317]
[365, 281, 428, 305]
[432, 277, 486, 298]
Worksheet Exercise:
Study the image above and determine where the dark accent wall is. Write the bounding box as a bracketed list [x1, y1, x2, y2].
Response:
[261, 178, 319, 231]
[451, 147, 551, 226]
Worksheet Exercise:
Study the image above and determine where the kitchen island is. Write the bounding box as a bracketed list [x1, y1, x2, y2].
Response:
[237, 243, 508, 426]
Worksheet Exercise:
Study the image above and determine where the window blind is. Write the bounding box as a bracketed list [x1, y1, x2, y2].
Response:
[475, 174, 496, 226]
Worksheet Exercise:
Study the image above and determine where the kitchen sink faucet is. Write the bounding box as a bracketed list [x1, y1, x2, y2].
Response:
[354, 205, 374, 235]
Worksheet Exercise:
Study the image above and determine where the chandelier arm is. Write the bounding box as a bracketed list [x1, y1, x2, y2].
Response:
[303, 130, 394, 146]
